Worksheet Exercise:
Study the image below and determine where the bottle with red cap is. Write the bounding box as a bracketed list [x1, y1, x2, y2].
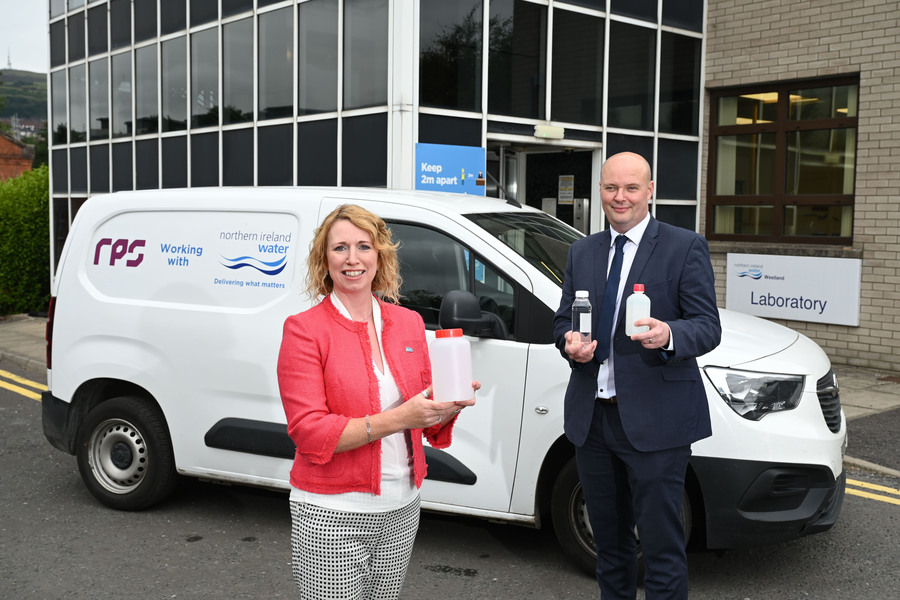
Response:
[429, 328, 473, 403]
[625, 284, 651, 336]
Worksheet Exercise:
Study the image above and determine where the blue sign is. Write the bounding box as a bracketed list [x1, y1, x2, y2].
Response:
[415, 143, 486, 196]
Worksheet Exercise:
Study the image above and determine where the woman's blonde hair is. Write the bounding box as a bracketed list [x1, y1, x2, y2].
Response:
[305, 204, 402, 303]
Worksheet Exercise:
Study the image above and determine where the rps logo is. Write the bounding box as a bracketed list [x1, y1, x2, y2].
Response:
[93, 238, 146, 267]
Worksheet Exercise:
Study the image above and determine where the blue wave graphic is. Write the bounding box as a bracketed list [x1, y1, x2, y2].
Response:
[220, 254, 287, 276]
[737, 269, 762, 279]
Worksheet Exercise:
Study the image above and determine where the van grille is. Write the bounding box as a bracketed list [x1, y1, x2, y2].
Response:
[816, 369, 842, 434]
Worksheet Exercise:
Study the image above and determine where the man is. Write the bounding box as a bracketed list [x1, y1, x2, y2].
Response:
[553, 152, 721, 599]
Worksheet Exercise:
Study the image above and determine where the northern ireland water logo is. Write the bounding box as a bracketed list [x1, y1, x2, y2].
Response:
[737, 268, 762, 280]
[220, 254, 287, 276]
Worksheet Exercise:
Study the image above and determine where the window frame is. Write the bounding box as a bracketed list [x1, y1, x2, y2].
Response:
[706, 75, 859, 245]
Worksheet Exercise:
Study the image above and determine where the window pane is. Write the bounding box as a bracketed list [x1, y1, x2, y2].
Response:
[611, 0, 657, 22]
[162, 37, 187, 131]
[344, 0, 389, 110]
[52, 196, 69, 264]
[88, 5, 108, 56]
[659, 33, 700, 135]
[111, 52, 132, 138]
[70, 0, 86, 8]
[607, 21, 655, 130]
[89, 59, 109, 139]
[223, 128, 253, 185]
[191, 28, 219, 128]
[110, 0, 131, 50]
[52, 149, 68, 193]
[657, 139, 697, 200]
[71, 147, 87, 193]
[259, 125, 293, 186]
[162, 136, 187, 187]
[655, 205, 696, 231]
[68, 12, 86, 62]
[714, 133, 776, 195]
[786, 128, 856, 194]
[51, 21, 66, 68]
[419, 0, 482, 112]
[790, 84, 859, 120]
[90, 144, 110, 193]
[51, 0, 65, 18]
[488, 0, 546, 119]
[551, 9, 603, 125]
[342, 114, 387, 186]
[259, 8, 293, 120]
[224, 18, 254, 124]
[160, 0, 187, 36]
[135, 46, 158, 135]
[418, 114, 482, 146]
[136, 138, 159, 189]
[223, 0, 253, 18]
[298, 0, 339, 115]
[112, 141, 133, 191]
[606, 133, 653, 171]
[717, 93, 778, 126]
[298, 119, 337, 185]
[712, 205, 774, 236]
[52, 71, 67, 145]
[191, 132, 218, 186]
[69, 65, 87, 143]
[134, 0, 158, 43]
[662, 0, 703, 32]
[190, 0, 218, 27]
[784, 205, 852, 237]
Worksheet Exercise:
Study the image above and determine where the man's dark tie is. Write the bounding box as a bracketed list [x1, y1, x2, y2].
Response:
[596, 234, 627, 362]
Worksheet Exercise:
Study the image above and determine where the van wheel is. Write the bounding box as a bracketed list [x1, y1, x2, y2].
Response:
[549, 457, 693, 578]
[76, 397, 177, 510]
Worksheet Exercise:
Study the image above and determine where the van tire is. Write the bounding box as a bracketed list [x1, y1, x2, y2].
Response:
[76, 396, 177, 510]
[550, 456, 693, 579]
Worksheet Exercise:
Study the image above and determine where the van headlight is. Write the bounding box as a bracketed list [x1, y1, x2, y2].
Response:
[703, 367, 804, 421]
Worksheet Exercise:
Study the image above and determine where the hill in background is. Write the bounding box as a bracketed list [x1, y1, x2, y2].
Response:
[0, 70, 47, 121]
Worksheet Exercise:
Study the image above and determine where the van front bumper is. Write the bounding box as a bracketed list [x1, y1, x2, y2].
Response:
[692, 456, 845, 549]
[42, 391, 76, 454]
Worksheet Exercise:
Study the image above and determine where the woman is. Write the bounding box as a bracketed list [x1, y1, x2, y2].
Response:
[277, 204, 477, 599]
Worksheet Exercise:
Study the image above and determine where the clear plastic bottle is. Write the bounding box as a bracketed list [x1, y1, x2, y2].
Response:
[430, 328, 473, 403]
[625, 284, 651, 335]
[572, 290, 592, 344]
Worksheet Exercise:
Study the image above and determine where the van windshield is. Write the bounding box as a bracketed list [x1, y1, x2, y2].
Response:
[465, 212, 583, 287]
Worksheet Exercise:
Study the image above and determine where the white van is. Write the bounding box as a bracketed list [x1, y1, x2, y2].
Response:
[42, 187, 847, 573]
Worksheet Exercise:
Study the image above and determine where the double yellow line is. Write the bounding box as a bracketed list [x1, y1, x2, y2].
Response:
[0, 369, 47, 401]
[846, 478, 900, 506]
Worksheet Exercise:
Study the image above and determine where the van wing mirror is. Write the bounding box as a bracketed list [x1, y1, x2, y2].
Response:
[438, 290, 508, 339]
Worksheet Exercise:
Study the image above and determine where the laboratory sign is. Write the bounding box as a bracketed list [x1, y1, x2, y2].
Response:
[725, 253, 861, 326]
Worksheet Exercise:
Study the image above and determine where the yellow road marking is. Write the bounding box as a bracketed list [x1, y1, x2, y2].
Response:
[846, 487, 900, 506]
[846, 478, 900, 496]
[0, 369, 48, 391]
[0, 369, 47, 401]
[846, 478, 900, 506]
[0, 379, 42, 400]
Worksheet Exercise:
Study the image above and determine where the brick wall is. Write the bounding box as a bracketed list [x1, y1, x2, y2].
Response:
[0, 133, 33, 181]
[704, 0, 900, 374]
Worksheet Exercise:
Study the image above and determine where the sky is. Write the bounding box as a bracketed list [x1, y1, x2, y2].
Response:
[0, 0, 48, 73]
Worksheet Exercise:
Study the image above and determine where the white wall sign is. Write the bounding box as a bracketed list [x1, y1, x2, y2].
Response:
[725, 253, 861, 326]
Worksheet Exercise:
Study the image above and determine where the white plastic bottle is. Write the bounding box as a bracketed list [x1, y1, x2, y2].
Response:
[625, 284, 651, 336]
[571, 290, 592, 344]
[429, 328, 473, 403]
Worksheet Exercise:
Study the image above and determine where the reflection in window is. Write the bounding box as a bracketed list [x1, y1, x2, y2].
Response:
[714, 133, 776, 196]
[298, 0, 339, 115]
[790, 84, 859, 120]
[51, 71, 67, 145]
[659, 32, 701, 135]
[488, 0, 546, 119]
[551, 9, 603, 125]
[135, 46, 158, 135]
[89, 59, 109, 139]
[69, 65, 87, 143]
[717, 93, 777, 125]
[713, 205, 774, 236]
[344, 0, 389, 110]
[68, 12, 85, 62]
[607, 21, 655, 130]
[191, 28, 219, 128]
[162, 37, 187, 131]
[784, 205, 853, 237]
[786, 129, 856, 194]
[259, 8, 293, 120]
[419, 0, 482, 112]
[224, 18, 253, 124]
[51, 21, 66, 68]
[111, 52, 132, 138]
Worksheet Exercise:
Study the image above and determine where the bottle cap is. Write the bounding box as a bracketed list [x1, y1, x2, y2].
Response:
[634, 284, 645, 292]
[575, 290, 589, 298]
[435, 328, 464, 338]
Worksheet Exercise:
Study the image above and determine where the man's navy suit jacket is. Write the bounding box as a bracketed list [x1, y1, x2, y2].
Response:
[553, 217, 722, 452]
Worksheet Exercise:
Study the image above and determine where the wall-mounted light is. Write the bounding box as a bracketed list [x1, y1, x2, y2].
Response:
[534, 124, 565, 140]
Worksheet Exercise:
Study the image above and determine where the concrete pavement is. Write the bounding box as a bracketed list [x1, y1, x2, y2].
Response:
[2, 312, 898, 477]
